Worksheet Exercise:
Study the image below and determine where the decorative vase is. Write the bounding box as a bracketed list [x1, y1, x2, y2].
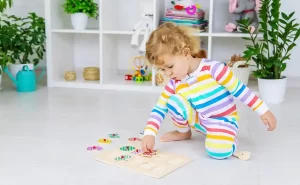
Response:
[230, 61, 250, 85]
[258, 77, 287, 104]
[71, 13, 88, 30]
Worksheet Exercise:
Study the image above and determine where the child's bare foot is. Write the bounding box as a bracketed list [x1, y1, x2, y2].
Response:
[160, 130, 192, 142]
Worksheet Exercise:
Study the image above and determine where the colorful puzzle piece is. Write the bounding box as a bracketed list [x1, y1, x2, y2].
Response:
[108, 133, 120, 139]
[87, 146, 103, 151]
[115, 155, 132, 161]
[131, 149, 142, 155]
[98, 138, 112, 144]
[128, 137, 141, 141]
[120, 146, 136, 152]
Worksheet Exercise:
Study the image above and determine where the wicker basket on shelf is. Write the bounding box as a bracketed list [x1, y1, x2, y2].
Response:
[64, 71, 76, 81]
[83, 67, 100, 81]
[227, 54, 250, 85]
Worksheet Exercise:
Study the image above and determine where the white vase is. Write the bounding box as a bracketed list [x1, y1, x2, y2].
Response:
[258, 77, 287, 104]
[230, 61, 250, 85]
[71, 13, 88, 30]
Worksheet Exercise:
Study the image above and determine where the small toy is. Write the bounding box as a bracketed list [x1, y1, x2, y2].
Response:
[225, 0, 260, 33]
[108, 133, 120, 139]
[124, 74, 132, 80]
[131, 149, 143, 155]
[131, 3, 153, 53]
[140, 150, 158, 158]
[233, 151, 251, 161]
[120, 146, 136, 152]
[125, 55, 152, 83]
[128, 137, 142, 141]
[115, 155, 132, 161]
[98, 138, 112, 144]
[87, 146, 103, 151]
[171, 0, 201, 13]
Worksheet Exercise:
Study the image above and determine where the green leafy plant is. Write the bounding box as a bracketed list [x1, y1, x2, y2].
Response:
[63, 0, 99, 19]
[0, 13, 46, 66]
[0, 0, 12, 12]
[238, 0, 300, 79]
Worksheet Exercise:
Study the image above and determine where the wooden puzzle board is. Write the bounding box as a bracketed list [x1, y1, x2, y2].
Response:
[94, 144, 193, 179]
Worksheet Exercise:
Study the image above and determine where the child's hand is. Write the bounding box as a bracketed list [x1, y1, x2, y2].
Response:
[260, 110, 277, 131]
[141, 135, 155, 152]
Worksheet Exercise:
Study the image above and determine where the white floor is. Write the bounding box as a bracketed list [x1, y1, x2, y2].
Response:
[0, 77, 300, 185]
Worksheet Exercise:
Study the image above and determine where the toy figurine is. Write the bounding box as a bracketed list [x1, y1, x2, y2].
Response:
[131, 4, 153, 54]
[225, 0, 261, 33]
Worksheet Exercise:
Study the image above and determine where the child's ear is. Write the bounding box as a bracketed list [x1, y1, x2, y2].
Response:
[182, 47, 191, 57]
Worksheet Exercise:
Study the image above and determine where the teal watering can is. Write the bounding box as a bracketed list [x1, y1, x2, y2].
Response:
[4, 65, 45, 92]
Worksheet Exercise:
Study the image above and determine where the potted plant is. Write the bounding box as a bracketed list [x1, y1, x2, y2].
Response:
[0, 0, 12, 12]
[0, 13, 46, 79]
[238, 0, 300, 104]
[63, 0, 99, 30]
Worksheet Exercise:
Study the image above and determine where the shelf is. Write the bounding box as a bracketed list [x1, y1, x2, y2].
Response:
[50, 0, 99, 30]
[212, 32, 263, 38]
[101, 0, 153, 32]
[102, 34, 153, 87]
[50, 33, 100, 84]
[52, 29, 100, 34]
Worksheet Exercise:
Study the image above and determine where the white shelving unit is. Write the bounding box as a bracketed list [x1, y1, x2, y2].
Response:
[45, 0, 260, 92]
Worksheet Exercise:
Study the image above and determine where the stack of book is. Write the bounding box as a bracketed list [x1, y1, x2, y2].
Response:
[160, 8, 208, 32]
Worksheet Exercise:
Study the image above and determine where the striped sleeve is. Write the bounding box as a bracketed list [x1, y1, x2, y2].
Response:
[209, 61, 269, 116]
[144, 80, 175, 137]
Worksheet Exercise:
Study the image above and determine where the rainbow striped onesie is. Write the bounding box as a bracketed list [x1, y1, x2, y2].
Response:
[144, 59, 269, 159]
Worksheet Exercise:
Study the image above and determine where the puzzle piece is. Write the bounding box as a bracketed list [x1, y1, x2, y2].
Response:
[120, 145, 136, 152]
[98, 138, 112, 144]
[140, 150, 158, 158]
[87, 146, 103, 151]
[131, 149, 143, 155]
[128, 137, 141, 141]
[115, 155, 132, 161]
[108, 133, 120, 139]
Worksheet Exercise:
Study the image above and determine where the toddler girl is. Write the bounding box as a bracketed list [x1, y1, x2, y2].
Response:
[141, 22, 277, 160]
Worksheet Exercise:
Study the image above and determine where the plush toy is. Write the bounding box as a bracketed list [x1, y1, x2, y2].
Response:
[225, 0, 261, 33]
[193, 49, 207, 58]
[171, 0, 201, 10]
[131, 4, 153, 54]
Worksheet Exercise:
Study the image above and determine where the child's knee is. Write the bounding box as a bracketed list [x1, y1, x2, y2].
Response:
[205, 142, 235, 160]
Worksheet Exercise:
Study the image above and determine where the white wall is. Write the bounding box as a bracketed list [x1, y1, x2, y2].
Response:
[4, 0, 300, 76]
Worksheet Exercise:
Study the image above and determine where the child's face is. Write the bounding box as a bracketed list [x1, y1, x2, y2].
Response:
[157, 53, 189, 80]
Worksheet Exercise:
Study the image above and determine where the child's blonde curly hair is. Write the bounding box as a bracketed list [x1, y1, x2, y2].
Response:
[145, 22, 201, 65]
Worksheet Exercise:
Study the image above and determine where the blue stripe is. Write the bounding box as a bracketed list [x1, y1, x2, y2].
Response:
[194, 91, 231, 109]
[190, 86, 225, 103]
[232, 144, 236, 153]
[213, 117, 238, 129]
[234, 84, 246, 97]
[152, 109, 165, 119]
[167, 96, 187, 120]
[206, 150, 233, 159]
[194, 123, 206, 134]
[166, 103, 182, 118]
[231, 81, 240, 94]
[154, 105, 168, 113]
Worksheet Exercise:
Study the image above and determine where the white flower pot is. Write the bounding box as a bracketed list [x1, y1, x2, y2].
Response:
[0, 65, 2, 90]
[71, 13, 88, 30]
[230, 61, 250, 85]
[258, 77, 287, 104]
[8, 64, 34, 87]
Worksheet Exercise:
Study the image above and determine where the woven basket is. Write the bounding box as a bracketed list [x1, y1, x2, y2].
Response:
[64, 71, 76, 81]
[83, 67, 100, 81]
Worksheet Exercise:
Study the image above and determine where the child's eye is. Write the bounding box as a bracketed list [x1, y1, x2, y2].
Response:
[168, 65, 173, 68]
